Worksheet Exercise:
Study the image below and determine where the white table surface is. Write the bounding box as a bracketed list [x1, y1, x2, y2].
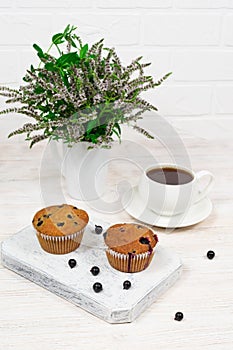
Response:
[0, 116, 233, 350]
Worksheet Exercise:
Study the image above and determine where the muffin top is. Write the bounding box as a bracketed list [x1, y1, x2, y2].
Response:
[32, 204, 89, 237]
[104, 223, 158, 254]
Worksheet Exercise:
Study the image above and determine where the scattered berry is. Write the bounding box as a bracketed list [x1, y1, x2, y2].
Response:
[95, 225, 103, 234]
[93, 282, 102, 293]
[174, 312, 183, 321]
[90, 266, 100, 276]
[37, 220, 43, 227]
[207, 250, 215, 260]
[123, 280, 131, 290]
[68, 259, 77, 269]
[67, 214, 72, 219]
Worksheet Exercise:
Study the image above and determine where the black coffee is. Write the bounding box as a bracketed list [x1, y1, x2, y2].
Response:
[146, 167, 193, 185]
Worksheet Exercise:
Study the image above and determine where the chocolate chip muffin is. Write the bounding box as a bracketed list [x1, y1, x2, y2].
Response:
[104, 223, 158, 273]
[32, 204, 89, 254]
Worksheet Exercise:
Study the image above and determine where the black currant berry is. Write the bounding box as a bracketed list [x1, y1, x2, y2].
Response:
[139, 237, 150, 245]
[174, 312, 184, 321]
[93, 282, 102, 293]
[123, 280, 131, 290]
[68, 259, 77, 269]
[57, 222, 65, 227]
[90, 266, 100, 276]
[95, 225, 103, 234]
[207, 250, 215, 260]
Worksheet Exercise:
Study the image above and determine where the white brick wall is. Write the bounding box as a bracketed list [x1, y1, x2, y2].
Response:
[173, 51, 233, 81]
[0, 0, 233, 142]
[143, 14, 221, 46]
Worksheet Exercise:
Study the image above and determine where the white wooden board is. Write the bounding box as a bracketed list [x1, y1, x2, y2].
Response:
[1, 222, 182, 323]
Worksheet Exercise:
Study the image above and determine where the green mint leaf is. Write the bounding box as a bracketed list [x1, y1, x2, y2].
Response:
[56, 52, 79, 67]
[52, 33, 65, 45]
[63, 24, 70, 36]
[44, 62, 57, 71]
[33, 43, 43, 54]
[80, 44, 88, 59]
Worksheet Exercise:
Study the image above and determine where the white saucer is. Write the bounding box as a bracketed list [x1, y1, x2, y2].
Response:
[122, 186, 213, 229]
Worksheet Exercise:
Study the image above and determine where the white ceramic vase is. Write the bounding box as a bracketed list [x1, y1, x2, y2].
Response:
[50, 140, 109, 201]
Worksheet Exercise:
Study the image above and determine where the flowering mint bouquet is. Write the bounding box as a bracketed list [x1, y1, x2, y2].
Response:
[0, 25, 171, 148]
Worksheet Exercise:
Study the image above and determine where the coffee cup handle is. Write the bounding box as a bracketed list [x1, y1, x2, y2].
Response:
[195, 170, 214, 203]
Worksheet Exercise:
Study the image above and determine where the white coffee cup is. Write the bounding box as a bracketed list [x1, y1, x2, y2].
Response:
[138, 163, 214, 216]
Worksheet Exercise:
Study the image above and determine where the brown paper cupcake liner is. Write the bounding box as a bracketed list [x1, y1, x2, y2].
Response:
[106, 248, 155, 273]
[36, 228, 85, 254]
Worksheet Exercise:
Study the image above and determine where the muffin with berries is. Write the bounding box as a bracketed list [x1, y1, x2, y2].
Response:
[32, 204, 89, 254]
[104, 223, 158, 273]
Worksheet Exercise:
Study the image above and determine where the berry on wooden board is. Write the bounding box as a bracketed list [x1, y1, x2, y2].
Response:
[90, 266, 100, 276]
[68, 259, 77, 269]
[93, 282, 103, 293]
[123, 280, 131, 290]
